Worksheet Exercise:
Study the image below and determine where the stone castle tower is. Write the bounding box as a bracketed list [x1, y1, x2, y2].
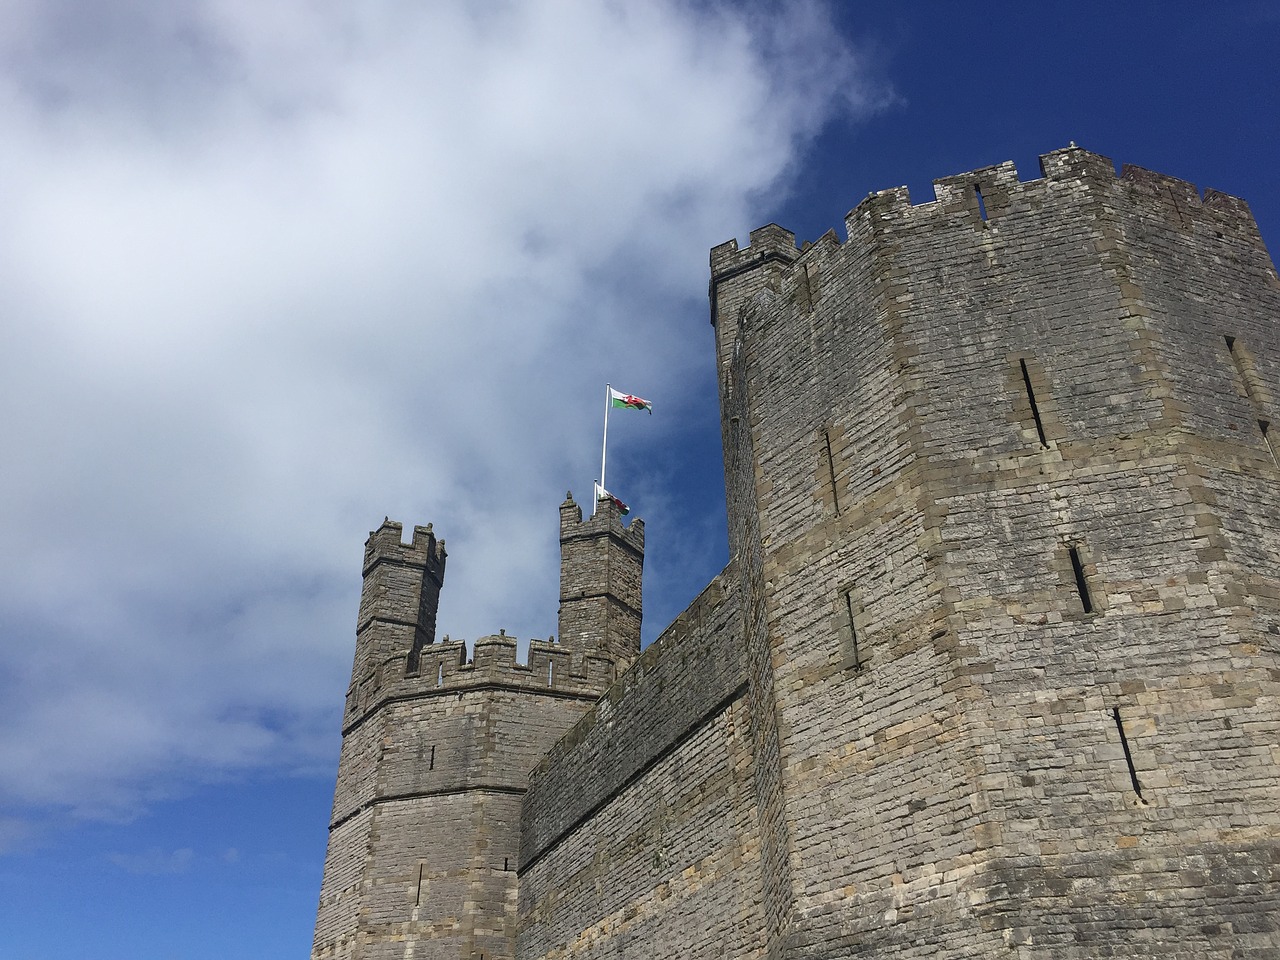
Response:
[312, 497, 642, 959]
[314, 147, 1280, 958]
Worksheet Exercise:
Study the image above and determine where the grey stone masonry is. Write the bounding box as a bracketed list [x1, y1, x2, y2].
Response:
[312, 498, 644, 960]
[516, 571, 761, 960]
[710, 145, 1280, 958]
[557, 492, 644, 672]
[315, 147, 1280, 960]
[518, 566, 745, 872]
[349, 520, 446, 725]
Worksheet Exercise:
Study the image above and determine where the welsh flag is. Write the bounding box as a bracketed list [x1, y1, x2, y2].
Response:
[594, 482, 630, 515]
[609, 387, 652, 414]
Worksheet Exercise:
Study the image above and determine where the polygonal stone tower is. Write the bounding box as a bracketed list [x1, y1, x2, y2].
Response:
[709, 145, 1280, 957]
[312, 496, 641, 960]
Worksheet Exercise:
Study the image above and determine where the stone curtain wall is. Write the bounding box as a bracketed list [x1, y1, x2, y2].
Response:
[708, 146, 1280, 957]
[520, 570, 743, 862]
[517, 698, 762, 960]
[517, 570, 765, 958]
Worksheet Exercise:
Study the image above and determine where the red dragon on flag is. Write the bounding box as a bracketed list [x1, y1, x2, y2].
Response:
[608, 387, 653, 414]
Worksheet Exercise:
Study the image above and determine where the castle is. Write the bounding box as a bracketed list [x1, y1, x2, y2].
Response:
[312, 147, 1280, 959]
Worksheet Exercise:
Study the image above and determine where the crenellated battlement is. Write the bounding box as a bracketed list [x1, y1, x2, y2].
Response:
[346, 519, 450, 728]
[709, 223, 798, 277]
[405, 633, 618, 695]
[342, 500, 643, 729]
[319, 147, 1280, 960]
[709, 224, 800, 332]
[709, 147, 1272, 377]
[321, 503, 632, 960]
[558, 491, 644, 554]
[839, 145, 1262, 239]
[342, 632, 619, 733]
[690, 144, 1280, 960]
[314, 144, 1280, 960]
[712, 148, 1263, 304]
[362, 518, 446, 579]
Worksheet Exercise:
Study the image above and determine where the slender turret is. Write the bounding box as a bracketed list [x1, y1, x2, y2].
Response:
[345, 519, 445, 722]
[557, 491, 644, 672]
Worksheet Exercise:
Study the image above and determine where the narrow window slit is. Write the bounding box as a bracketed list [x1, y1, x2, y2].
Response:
[824, 429, 841, 514]
[415, 863, 425, 906]
[1068, 546, 1093, 613]
[1112, 708, 1146, 803]
[975, 184, 988, 221]
[547, 661, 554, 686]
[844, 591, 861, 670]
[436, 663, 444, 687]
[1225, 336, 1253, 400]
[428, 745, 435, 771]
[503, 857, 509, 871]
[1020, 359, 1048, 446]
[797, 263, 815, 312]
[1225, 336, 1277, 464]
[1261, 421, 1278, 465]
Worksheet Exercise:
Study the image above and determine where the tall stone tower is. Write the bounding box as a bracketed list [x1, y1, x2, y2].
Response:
[312, 495, 642, 960]
[557, 492, 644, 667]
[709, 145, 1280, 956]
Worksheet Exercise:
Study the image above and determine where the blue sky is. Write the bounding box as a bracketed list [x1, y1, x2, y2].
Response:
[1, 2, 1277, 957]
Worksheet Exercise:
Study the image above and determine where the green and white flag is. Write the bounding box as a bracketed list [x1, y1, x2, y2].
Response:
[597, 383, 651, 517]
[608, 387, 653, 414]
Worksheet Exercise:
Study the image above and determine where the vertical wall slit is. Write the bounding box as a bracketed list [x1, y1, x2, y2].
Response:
[975, 184, 988, 221]
[1020, 358, 1048, 447]
[1225, 335, 1277, 465]
[1068, 546, 1093, 613]
[1260, 420, 1278, 465]
[824, 429, 841, 515]
[415, 863, 425, 906]
[1112, 708, 1146, 803]
[428, 745, 435, 771]
[797, 262, 815, 313]
[844, 591, 861, 670]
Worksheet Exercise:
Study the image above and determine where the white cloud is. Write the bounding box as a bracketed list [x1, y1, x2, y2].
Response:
[0, 0, 884, 826]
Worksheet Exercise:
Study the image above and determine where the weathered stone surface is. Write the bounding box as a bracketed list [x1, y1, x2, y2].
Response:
[710, 146, 1280, 958]
[312, 496, 641, 960]
[519, 568, 744, 870]
[516, 569, 757, 958]
[314, 148, 1280, 959]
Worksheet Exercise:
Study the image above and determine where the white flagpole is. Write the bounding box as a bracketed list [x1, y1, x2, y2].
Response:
[598, 383, 611, 515]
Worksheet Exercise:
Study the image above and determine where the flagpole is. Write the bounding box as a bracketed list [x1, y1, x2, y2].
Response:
[598, 383, 611, 516]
